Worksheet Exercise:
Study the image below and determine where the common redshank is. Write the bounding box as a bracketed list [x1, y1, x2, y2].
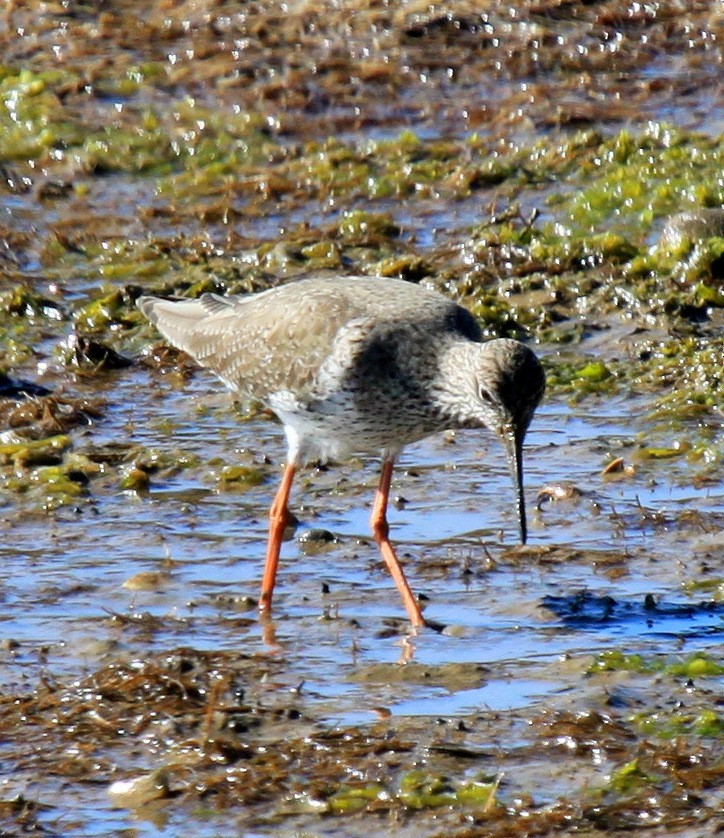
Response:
[138, 275, 545, 628]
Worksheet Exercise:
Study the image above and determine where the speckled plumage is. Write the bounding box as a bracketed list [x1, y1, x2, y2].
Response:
[139, 275, 543, 462]
[139, 274, 545, 626]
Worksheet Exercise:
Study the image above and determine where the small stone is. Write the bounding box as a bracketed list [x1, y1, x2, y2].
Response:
[108, 769, 170, 808]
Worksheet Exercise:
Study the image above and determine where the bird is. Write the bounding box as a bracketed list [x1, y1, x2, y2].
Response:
[138, 275, 545, 628]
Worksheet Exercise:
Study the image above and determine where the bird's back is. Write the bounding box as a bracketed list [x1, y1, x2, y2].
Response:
[138, 275, 482, 404]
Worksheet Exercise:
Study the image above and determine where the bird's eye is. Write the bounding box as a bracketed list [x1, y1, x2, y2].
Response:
[479, 387, 494, 404]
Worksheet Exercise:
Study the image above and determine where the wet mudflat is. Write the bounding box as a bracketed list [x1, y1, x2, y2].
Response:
[0, 1, 722, 836]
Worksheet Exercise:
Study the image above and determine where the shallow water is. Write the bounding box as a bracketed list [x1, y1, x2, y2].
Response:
[3, 367, 720, 693]
[2, 365, 721, 834]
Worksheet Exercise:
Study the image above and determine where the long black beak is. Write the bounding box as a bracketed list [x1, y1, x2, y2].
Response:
[501, 424, 527, 544]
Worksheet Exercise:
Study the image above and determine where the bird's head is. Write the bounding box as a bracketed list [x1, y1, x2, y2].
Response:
[468, 338, 545, 544]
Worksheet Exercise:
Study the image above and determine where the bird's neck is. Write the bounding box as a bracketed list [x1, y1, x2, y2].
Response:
[429, 340, 486, 429]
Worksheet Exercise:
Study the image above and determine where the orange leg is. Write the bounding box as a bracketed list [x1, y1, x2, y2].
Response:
[371, 460, 426, 628]
[259, 463, 296, 612]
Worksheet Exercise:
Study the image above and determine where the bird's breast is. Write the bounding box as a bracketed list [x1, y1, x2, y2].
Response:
[270, 386, 449, 465]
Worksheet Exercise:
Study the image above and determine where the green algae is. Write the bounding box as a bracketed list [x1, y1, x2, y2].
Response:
[575, 361, 612, 383]
[9, 49, 719, 331]
[28, 465, 87, 497]
[213, 464, 266, 490]
[398, 769, 458, 808]
[634, 709, 724, 740]
[588, 650, 659, 675]
[589, 650, 724, 678]
[0, 65, 275, 179]
[632, 337, 723, 416]
[81, 122, 176, 177]
[561, 125, 724, 232]
[0, 335, 33, 368]
[299, 240, 343, 269]
[73, 290, 127, 333]
[541, 357, 623, 397]
[541, 329, 723, 425]
[119, 466, 151, 492]
[682, 578, 724, 602]
[0, 67, 84, 161]
[2, 82, 720, 419]
[62, 451, 104, 481]
[607, 758, 659, 795]
[326, 770, 498, 814]
[337, 210, 401, 244]
[130, 447, 201, 475]
[0, 286, 58, 319]
[326, 783, 387, 814]
[0, 434, 71, 466]
[0, 447, 100, 509]
[666, 655, 724, 678]
[637, 442, 692, 460]
[56, 334, 133, 370]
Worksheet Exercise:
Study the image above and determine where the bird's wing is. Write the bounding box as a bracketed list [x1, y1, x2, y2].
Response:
[138, 287, 372, 400]
[138, 276, 481, 401]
